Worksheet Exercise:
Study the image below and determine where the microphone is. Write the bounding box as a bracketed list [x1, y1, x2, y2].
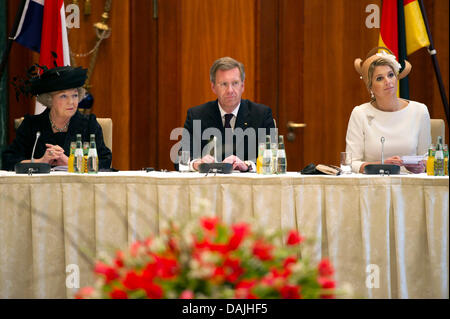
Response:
[31, 131, 40, 163]
[14, 131, 51, 175]
[213, 136, 217, 163]
[363, 136, 400, 175]
[199, 136, 233, 174]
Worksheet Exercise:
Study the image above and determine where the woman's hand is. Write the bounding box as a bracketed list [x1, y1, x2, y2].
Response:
[39, 144, 66, 165]
[52, 153, 69, 166]
[384, 156, 403, 166]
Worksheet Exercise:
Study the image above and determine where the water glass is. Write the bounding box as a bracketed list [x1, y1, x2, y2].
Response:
[340, 152, 352, 174]
[178, 150, 190, 172]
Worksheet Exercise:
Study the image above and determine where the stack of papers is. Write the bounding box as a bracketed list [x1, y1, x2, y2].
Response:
[401, 155, 425, 164]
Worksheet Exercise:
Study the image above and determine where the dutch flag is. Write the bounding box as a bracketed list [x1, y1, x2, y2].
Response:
[13, 0, 70, 114]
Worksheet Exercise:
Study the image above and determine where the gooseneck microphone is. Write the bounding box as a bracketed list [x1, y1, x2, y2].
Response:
[14, 131, 51, 175]
[363, 136, 400, 175]
[31, 131, 41, 163]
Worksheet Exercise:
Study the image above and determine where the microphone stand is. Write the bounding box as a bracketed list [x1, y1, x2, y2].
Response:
[15, 131, 51, 175]
[363, 137, 400, 175]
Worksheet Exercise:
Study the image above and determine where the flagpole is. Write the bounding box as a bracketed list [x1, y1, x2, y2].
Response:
[418, 0, 449, 125]
[0, 0, 28, 78]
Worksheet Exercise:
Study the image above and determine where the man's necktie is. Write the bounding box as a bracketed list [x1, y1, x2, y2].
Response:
[224, 113, 233, 129]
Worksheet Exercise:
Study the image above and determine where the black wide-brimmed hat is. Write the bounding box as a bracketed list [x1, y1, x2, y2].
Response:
[28, 66, 87, 95]
[13, 65, 87, 100]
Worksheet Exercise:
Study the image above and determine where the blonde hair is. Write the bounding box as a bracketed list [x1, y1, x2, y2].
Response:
[209, 57, 245, 83]
[37, 87, 86, 108]
[367, 58, 398, 91]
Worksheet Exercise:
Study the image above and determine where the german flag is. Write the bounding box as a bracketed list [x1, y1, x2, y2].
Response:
[378, 0, 430, 98]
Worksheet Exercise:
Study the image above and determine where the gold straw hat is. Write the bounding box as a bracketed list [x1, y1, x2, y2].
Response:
[354, 46, 411, 88]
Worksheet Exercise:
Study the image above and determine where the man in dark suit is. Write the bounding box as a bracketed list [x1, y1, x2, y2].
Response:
[183, 57, 275, 172]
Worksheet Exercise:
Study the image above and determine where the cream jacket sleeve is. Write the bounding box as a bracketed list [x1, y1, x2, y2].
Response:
[345, 107, 365, 173]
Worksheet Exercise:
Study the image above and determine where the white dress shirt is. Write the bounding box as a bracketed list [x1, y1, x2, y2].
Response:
[218, 102, 240, 129]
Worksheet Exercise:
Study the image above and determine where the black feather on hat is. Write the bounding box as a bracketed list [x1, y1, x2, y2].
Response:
[12, 64, 87, 101]
[29, 66, 87, 95]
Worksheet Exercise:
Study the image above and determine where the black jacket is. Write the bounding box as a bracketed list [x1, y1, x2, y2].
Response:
[183, 99, 275, 163]
[2, 109, 112, 171]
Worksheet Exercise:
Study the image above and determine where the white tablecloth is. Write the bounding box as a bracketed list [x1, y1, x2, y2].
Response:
[0, 171, 448, 298]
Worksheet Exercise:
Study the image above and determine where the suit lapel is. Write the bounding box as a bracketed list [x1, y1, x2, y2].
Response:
[235, 99, 249, 130]
[207, 100, 225, 133]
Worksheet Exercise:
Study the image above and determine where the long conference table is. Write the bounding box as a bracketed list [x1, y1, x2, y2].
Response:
[0, 170, 448, 299]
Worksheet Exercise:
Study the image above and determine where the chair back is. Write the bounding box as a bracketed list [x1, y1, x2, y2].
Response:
[14, 116, 113, 151]
[430, 119, 445, 145]
[97, 118, 113, 151]
[14, 117, 24, 130]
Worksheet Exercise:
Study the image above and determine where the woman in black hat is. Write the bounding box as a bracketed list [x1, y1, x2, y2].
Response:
[1, 66, 112, 171]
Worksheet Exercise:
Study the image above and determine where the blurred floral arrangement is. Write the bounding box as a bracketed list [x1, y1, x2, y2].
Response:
[75, 216, 338, 299]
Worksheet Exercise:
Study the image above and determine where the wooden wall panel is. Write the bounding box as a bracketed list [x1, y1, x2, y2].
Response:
[79, 0, 130, 170]
[157, 0, 181, 170]
[179, 0, 257, 121]
[278, 0, 304, 169]
[130, 1, 158, 170]
[256, 0, 278, 111]
[303, 0, 382, 167]
[156, 0, 257, 170]
[6, 0, 449, 171]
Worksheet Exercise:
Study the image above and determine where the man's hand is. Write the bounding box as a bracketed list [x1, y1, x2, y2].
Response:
[223, 155, 248, 172]
[193, 155, 215, 171]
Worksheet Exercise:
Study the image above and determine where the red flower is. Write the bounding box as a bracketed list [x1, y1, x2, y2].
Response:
[212, 266, 225, 283]
[142, 262, 157, 281]
[130, 241, 142, 257]
[261, 270, 284, 288]
[208, 242, 229, 254]
[286, 230, 304, 246]
[180, 290, 194, 299]
[122, 271, 142, 290]
[201, 217, 219, 231]
[154, 255, 178, 278]
[318, 277, 336, 299]
[280, 284, 301, 299]
[223, 257, 244, 283]
[168, 238, 178, 252]
[110, 288, 128, 299]
[227, 223, 250, 251]
[143, 282, 163, 299]
[252, 240, 274, 261]
[270, 266, 290, 279]
[318, 259, 334, 277]
[94, 262, 119, 283]
[74, 286, 94, 299]
[114, 251, 125, 268]
[235, 279, 258, 299]
[283, 256, 297, 269]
